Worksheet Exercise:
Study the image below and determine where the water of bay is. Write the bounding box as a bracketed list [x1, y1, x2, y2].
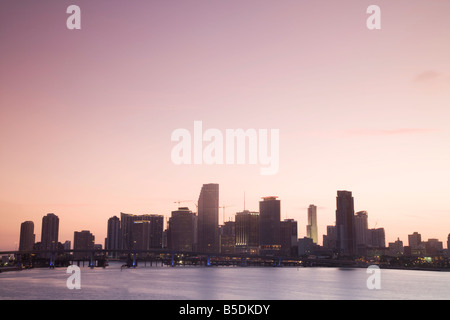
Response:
[0, 262, 449, 300]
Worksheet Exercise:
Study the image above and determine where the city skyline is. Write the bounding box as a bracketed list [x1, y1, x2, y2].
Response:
[1, 1, 450, 251]
[7, 185, 450, 253]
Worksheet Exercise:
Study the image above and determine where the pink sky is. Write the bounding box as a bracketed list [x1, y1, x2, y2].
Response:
[1, 1, 449, 250]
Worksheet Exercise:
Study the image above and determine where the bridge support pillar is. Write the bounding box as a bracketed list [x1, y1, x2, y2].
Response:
[89, 251, 95, 268]
[132, 252, 137, 268]
[273, 257, 282, 267]
[49, 252, 55, 268]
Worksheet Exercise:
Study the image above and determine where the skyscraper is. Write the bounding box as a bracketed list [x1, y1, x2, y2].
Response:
[120, 212, 164, 250]
[106, 216, 120, 258]
[259, 196, 281, 254]
[354, 211, 369, 247]
[41, 213, 59, 253]
[220, 221, 236, 254]
[323, 225, 336, 250]
[281, 219, 298, 256]
[197, 183, 219, 253]
[235, 210, 259, 254]
[131, 220, 151, 251]
[447, 234, 450, 258]
[19, 221, 35, 252]
[368, 228, 386, 248]
[306, 205, 318, 244]
[168, 207, 196, 252]
[74, 230, 95, 259]
[146, 215, 164, 249]
[335, 191, 355, 256]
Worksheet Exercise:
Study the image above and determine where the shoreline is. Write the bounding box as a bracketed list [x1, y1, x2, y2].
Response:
[1, 263, 448, 274]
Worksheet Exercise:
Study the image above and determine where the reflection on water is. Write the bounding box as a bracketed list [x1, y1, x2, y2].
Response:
[0, 263, 449, 300]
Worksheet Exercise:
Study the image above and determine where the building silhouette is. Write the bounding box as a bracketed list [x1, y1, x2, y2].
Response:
[323, 225, 336, 250]
[259, 196, 281, 255]
[306, 205, 318, 244]
[131, 220, 152, 251]
[368, 228, 386, 248]
[220, 221, 235, 254]
[120, 213, 164, 251]
[335, 191, 355, 256]
[19, 221, 35, 251]
[106, 216, 120, 258]
[281, 219, 298, 256]
[388, 238, 404, 257]
[63, 241, 71, 251]
[408, 232, 422, 248]
[74, 230, 95, 259]
[197, 183, 219, 253]
[354, 211, 368, 246]
[407, 232, 425, 256]
[41, 213, 59, 256]
[447, 234, 450, 257]
[167, 207, 196, 252]
[235, 210, 259, 255]
[425, 239, 443, 256]
[298, 237, 317, 256]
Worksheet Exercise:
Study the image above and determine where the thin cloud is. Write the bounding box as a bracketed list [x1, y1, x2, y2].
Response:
[414, 70, 441, 82]
[345, 128, 437, 136]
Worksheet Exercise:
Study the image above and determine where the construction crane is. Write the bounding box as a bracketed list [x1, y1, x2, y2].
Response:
[219, 205, 235, 225]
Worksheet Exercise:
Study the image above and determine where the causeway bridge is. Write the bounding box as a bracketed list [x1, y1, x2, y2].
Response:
[0, 249, 360, 269]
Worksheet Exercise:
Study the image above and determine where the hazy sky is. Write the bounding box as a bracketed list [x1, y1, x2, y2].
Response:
[1, 1, 449, 250]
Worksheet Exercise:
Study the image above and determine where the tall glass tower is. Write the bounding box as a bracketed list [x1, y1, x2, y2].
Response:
[197, 183, 219, 253]
[41, 213, 59, 252]
[259, 196, 281, 254]
[307, 205, 318, 244]
[335, 191, 355, 256]
[19, 221, 35, 251]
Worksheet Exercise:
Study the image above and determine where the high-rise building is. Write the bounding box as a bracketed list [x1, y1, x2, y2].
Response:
[120, 213, 164, 250]
[220, 221, 235, 254]
[41, 213, 59, 254]
[197, 183, 219, 253]
[146, 215, 164, 249]
[74, 230, 95, 259]
[106, 216, 120, 258]
[323, 225, 336, 250]
[131, 220, 151, 251]
[335, 191, 355, 256]
[259, 196, 281, 254]
[235, 210, 259, 255]
[447, 234, 450, 258]
[354, 211, 369, 248]
[168, 207, 196, 252]
[306, 205, 318, 244]
[19, 221, 35, 251]
[368, 228, 386, 248]
[281, 219, 298, 256]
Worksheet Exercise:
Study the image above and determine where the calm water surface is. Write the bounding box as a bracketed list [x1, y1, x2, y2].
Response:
[1, 263, 449, 300]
